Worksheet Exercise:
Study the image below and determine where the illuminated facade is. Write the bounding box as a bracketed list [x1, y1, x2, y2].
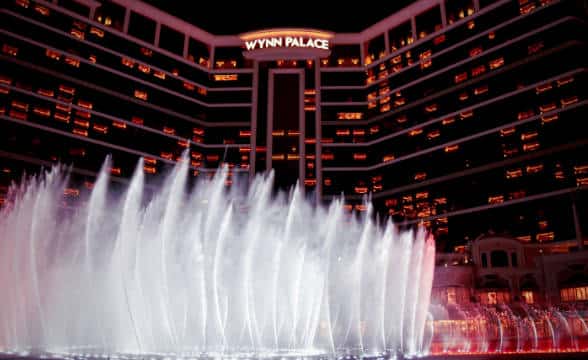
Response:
[0, 0, 586, 254]
[430, 235, 588, 353]
[434, 235, 588, 305]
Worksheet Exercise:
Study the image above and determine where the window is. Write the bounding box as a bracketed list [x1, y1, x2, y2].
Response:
[415, 5, 442, 40]
[329, 44, 361, 67]
[163, 126, 175, 135]
[32, 107, 50, 118]
[523, 142, 540, 152]
[487, 292, 497, 305]
[521, 131, 538, 141]
[159, 25, 184, 55]
[121, 57, 135, 68]
[490, 250, 508, 267]
[70, 28, 84, 40]
[64, 56, 80, 67]
[354, 186, 368, 194]
[447, 287, 457, 305]
[489, 57, 504, 69]
[214, 47, 245, 69]
[337, 112, 363, 120]
[214, 74, 238, 81]
[560, 286, 588, 302]
[446, 0, 475, 24]
[427, 129, 441, 140]
[517, 235, 532, 242]
[526, 163, 543, 174]
[488, 195, 504, 204]
[45, 49, 61, 60]
[59, 0, 90, 16]
[557, 76, 574, 87]
[188, 38, 210, 67]
[89, 27, 104, 39]
[480, 291, 510, 305]
[138, 64, 151, 74]
[94, 1, 125, 31]
[481, 253, 488, 268]
[134, 89, 148, 100]
[506, 168, 523, 179]
[474, 85, 489, 96]
[520, 1, 536, 14]
[561, 96, 579, 107]
[144, 165, 156, 174]
[414, 172, 427, 181]
[471, 65, 486, 77]
[388, 21, 413, 52]
[522, 290, 534, 304]
[128, 12, 156, 43]
[353, 153, 367, 161]
[537, 231, 554, 242]
[518, 111, 533, 121]
[364, 34, 385, 64]
[455, 72, 468, 83]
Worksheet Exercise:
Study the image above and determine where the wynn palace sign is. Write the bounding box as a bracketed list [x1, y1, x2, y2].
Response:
[240, 29, 333, 60]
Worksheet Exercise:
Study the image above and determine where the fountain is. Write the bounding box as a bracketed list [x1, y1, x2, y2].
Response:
[0, 156, 435, 359]
[427, 302, 588, 355]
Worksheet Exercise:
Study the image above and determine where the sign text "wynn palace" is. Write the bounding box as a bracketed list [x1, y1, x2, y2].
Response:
[244, 36, 330, 51]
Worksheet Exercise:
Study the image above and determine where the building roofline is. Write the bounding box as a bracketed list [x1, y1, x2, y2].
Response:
[359, 0, 441, 40]
[109, 0, 217, 43]
[106, 0, 439, 48]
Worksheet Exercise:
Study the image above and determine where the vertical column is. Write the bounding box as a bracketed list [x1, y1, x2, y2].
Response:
[411, 17, 417, 43]
[314, 58, 322, 201]
[440, 0, 447, 26]
[545, 259, 559, 305]
[473, 0, 480, 12]
[123, 8, 131, 33]
[537, 253, 550, 304]
[511, 276, 519, 302]
[249, 61, 259, 178]
[266, 71, 275, 172]
[209, 46, 216, 69]
[154, 23, 161, 47]
[183, 35, 189, 59]
[572, 196, 584, 250]
[298, 71, 306, 188]
[359, 42, 366, 66]
[384, 31, 390, 56]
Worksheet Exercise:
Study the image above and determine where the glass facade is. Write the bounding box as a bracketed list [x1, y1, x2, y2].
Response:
[0, 0, 586, 254]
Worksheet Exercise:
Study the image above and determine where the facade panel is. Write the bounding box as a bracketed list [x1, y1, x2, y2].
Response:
[1, 0, 586, 277]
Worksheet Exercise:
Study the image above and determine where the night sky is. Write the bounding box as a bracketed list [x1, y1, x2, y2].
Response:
[142, 0, 418, 35]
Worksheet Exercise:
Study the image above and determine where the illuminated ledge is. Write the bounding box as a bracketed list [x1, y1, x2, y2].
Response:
[240, 28, 334, 40]
[242, 47, 331, 60]
[240, 28, 333, 60]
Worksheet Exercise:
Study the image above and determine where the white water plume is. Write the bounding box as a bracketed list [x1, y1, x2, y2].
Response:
[0, 156, 435, 358]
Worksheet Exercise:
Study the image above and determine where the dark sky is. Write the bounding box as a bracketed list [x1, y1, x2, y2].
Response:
[142, 1, 418, 35]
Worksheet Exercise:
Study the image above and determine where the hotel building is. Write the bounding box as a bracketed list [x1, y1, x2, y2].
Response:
[1, 0, 587, 303]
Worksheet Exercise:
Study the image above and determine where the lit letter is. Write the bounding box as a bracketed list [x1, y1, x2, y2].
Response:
[245, 40, 256, 51]
[285, 36, 294, 47]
